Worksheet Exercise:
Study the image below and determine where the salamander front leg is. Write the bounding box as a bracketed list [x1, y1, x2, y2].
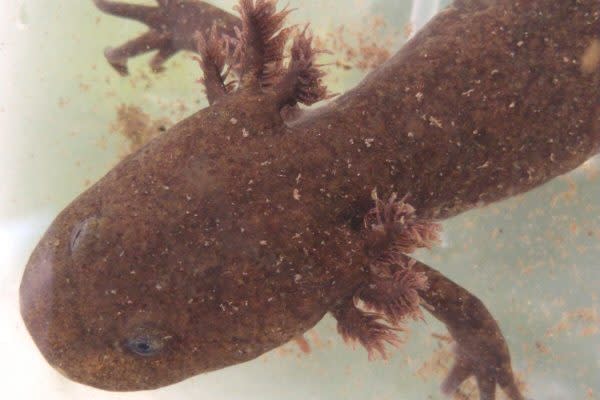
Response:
[93, 0, 163, 25]
[406, 257, 524, 400]
[93, 0, 241, 75]
[357, 191, 524, 400]
[104, 31, 169, 76]
[149, 44, 177, 73]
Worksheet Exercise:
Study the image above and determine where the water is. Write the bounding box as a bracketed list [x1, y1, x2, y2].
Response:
[1, 1, 599, 399]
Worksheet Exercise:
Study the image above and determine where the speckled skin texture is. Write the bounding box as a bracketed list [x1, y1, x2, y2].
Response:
[20, 0, 600, 398]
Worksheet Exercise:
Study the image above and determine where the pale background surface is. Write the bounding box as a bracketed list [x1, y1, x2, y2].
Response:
[1, 1, 598, 399]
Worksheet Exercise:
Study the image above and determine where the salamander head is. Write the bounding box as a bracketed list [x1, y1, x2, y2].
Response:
[20, 0, 334, 389]
[19, 181, 268, 391]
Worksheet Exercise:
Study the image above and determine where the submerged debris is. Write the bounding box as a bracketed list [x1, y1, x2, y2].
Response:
[110, 104, 171, 155]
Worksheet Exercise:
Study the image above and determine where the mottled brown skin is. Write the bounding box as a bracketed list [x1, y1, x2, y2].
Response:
[20, 0, 600, 399]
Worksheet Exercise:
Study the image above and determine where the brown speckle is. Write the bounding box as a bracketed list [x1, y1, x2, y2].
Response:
[581, 39, 600, 74]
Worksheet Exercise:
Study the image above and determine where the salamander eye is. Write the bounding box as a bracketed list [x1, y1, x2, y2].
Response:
[126, 334, 164, 357]
[70, 216, 102, 254]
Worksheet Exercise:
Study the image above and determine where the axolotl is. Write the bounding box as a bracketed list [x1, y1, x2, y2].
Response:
[19, 0, 600, 399]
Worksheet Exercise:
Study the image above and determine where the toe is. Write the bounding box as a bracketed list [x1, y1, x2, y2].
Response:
[441, 362, 472, 395]
[104, 48, 129, 76]
[476, 375, 497, 400]
[498, 375, 525, 400]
